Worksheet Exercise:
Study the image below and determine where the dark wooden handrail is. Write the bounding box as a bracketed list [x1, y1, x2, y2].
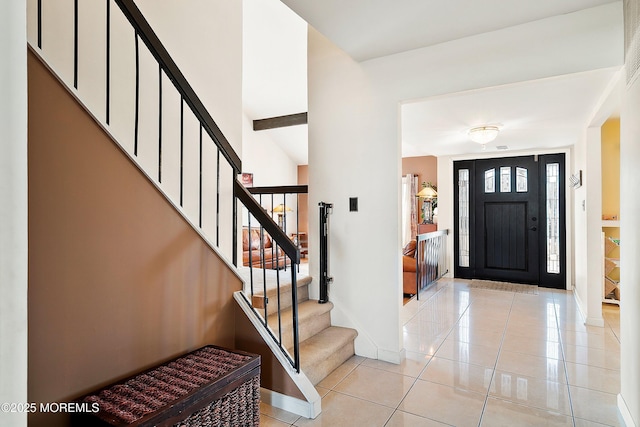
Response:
[114, 0, 241, 174]
[247, 185, 308, 195]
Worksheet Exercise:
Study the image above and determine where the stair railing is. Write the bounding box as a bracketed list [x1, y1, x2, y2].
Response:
[318, 202, 333, 304]
[235, 181, 301, 371]
[32, 0, 302, 372]
[416, 229, 449, 299]
[247, 185, 309, 269]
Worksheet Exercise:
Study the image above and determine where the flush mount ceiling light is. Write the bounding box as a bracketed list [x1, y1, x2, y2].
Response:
[468, 126, 500, 145]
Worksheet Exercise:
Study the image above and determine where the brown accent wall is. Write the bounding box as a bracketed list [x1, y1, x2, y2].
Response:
[28, 51, 242, 426]
[234, 305, 305, 400]
[402, 155, 438, 188]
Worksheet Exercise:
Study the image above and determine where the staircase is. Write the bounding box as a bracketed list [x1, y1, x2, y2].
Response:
[241, 268, 357, 386]
[29, 0, 357, 417]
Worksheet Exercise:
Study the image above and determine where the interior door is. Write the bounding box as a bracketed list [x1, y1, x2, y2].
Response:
[474, 156, 539, 284]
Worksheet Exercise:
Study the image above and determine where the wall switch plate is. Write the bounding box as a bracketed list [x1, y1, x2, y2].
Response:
[349, 197, 358, 212]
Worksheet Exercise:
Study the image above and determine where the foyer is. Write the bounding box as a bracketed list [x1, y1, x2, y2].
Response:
[260, 278, 623, 426]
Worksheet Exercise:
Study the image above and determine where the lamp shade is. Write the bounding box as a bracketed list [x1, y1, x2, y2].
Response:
[417, 186, 437, 198]
[272, 204, 292, 213]
[468, 126, 499, 144]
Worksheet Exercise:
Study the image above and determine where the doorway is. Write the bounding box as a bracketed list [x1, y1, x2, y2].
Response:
[454, 154, 566, 288]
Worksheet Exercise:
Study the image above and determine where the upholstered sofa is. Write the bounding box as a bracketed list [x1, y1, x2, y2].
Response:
[242, 227, 288, 269]
[402, 240, 417, 295]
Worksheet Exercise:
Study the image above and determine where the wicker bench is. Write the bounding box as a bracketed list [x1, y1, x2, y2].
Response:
[72, 345, 260, 427]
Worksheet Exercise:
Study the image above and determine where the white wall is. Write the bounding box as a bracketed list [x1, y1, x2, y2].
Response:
[27, 0, 243, 261]
[306, 3, 622, 363]
[135, 0, 243, 154]
[308, 28, 403, 361]
[0, 1, 28, 426]
[242, 114, 299, 187]
[619, 72, 640, 427]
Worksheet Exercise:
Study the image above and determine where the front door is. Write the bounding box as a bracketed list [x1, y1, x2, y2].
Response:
[475, 156, 539, 284]
[454, 154, 566, 288]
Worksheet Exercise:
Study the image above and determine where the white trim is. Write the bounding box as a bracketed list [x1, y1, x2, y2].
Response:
[379, 347, 406, 365]
[233, 292, 321, 419]
[573, 288, 604, 327]
[261, 388, 320, 420]
[618, 393, 636, 427]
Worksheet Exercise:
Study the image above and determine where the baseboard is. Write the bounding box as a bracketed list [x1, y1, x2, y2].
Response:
[261, 387, 321, 419]
[618, 393, 636, 427]
[378, 347, 405, 364]
[571, 288, 605, 327]
[585, 316, 605, 327]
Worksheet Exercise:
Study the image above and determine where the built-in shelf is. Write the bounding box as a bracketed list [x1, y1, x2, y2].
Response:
[602, 220, 620, 227]
[602, 230, 620, 305]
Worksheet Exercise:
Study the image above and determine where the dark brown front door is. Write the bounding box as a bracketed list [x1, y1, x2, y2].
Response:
[454, 154, 566, 288]
[475, 156, 539, 284]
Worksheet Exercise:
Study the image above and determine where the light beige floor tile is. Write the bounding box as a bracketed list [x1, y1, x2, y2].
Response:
[464, 305, 511, 321]
[261, 414, 294, 427]
[569, 386, 625, 426]
[505, 323, 559, 339]
[315, 355, 363, 389]
[489, 370, 572, 415]
[315, 386, 331, 398]
[448, 326, 504, 348]
[416, 310, 461, 326]
[561, 329, 620, 350]
[403, 331, 446, 356]
[480, 397, 573, 426]
[294, 391, 393, 427]
[362, 351, 431, 378]
[574, 418, 617, 427]
[564, 362, 620, 394]
[260, 402, 301, 425]
[501, 331, 564, 359]
[385, 410, 451, 427]
[435, 338, 499, 368]
[455, 314, 508, 332]
[333, 365, 415, 408]
[496, 350, 566, 383]
[563, 344, 620, 370]
[419, 356, 493, 394]
[406, 319, 454, 337]
[398, 380, 485, 426]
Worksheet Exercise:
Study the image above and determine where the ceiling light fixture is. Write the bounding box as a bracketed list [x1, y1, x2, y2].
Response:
[468, 126, 500, 145]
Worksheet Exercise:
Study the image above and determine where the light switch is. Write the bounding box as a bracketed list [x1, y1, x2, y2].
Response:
[349, 197, 358, 212]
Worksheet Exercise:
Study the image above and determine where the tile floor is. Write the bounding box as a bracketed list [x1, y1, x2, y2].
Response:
[260, 278, 624, 426]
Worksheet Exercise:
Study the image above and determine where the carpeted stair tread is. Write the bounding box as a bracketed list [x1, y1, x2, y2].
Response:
[239, 268, 312, 296]
[298, 326, 358, 385]
[268, 300, 333, 330]
[268, 300, 333, 349]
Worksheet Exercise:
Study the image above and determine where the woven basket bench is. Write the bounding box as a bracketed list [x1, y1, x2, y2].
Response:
[71, 345, 260, 427]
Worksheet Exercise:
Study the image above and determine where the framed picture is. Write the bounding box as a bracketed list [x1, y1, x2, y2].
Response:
[241, 173, 253, 187]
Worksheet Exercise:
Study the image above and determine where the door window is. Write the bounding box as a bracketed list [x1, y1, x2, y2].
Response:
[458, 169, 470, 267]
[546, 163, 561, 274]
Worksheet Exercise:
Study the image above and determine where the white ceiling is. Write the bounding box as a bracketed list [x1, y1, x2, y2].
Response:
[280, 0, 619, 62]
[401, 68, 621, 157]
[255, 0, 623, 163]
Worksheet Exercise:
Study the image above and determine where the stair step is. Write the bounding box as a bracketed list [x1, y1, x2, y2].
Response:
[242, 270, 312, 316]
[298, 326, 358, 385]
[268, 300, 333, 350]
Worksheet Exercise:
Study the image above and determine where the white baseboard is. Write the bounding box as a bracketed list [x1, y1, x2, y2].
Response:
[572, 289, 605, 327]
[261, 387, 321, 419]
[378, 347, 405, 364]
[618, 393, 636, 427]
